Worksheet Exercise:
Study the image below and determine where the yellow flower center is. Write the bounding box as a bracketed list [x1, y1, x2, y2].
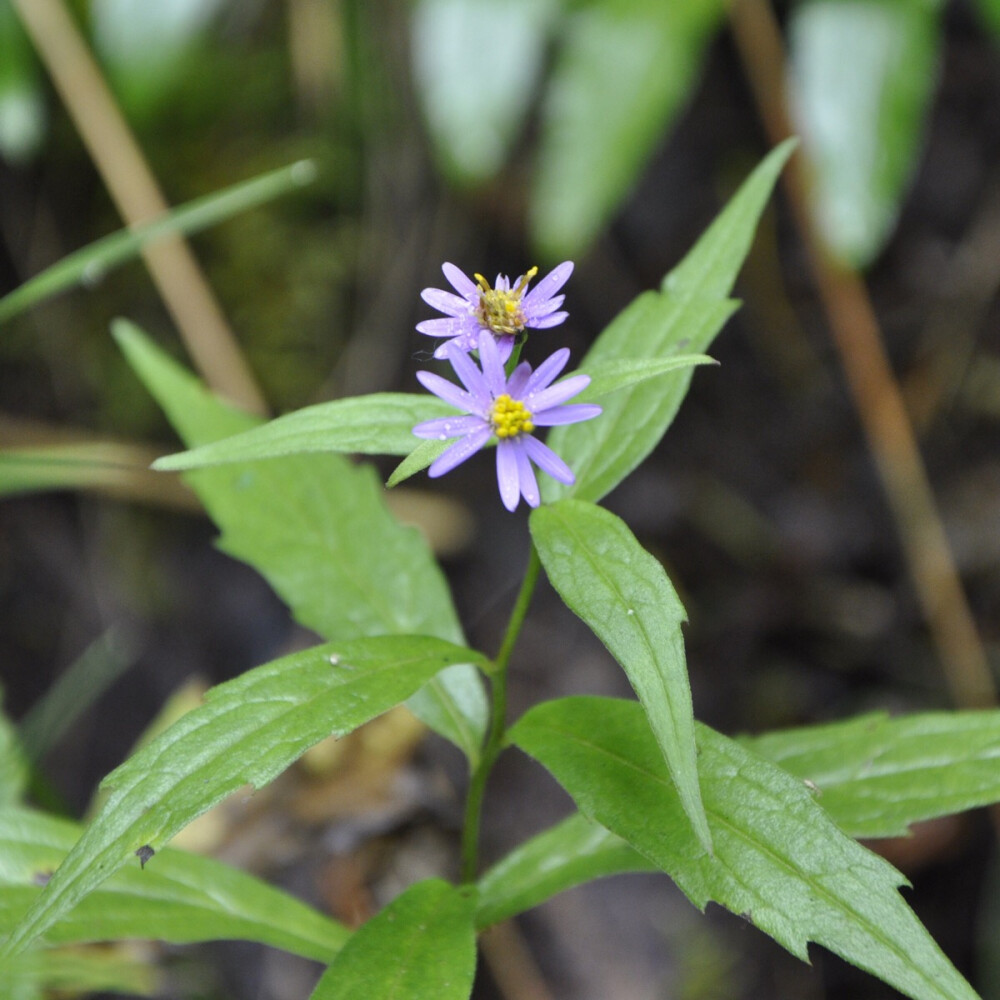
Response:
[490, 394, 534, 439]
[475, 266, 538, 336]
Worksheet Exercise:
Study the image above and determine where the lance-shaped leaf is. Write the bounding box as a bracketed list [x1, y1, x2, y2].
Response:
[531, 500, 710, 853]
[114, 321, 488, 765]
[789, 0, 940, 266]
[153, 394, 455, 471]
[743, 709, 1000, 839]
[510, 697, 979, 1000]
[0, 807, 348, 961]
[476, 812, 652, 929]
[531, 0, 725, 258]
[309, 879, 477, 1000]
[1, 635, 485, 958]
[412, 0, 559, 185]
[0, 161, 316, 324]
[541, 140, 795, 504]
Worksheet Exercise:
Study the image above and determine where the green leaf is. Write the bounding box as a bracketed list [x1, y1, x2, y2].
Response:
[0, 806, 348, 961]
[975, 0, 1000, 39]
[789, 0, 940, 266]
[531, 500, 710, 853]
[1, 634, 485, 958]
[412, 0, 559, 185]
[155, 357, 715, 474]
[113, 320, 488, 765]
[387, 438, 451, 489]
[153, 393, 454, 471]
[0, 161, 316, 325]
[576, 354, 717, 403]
[510, 697, 979, 1000]
[531, 0, 725, 258]
[476, 812, 652, 928]
[91, 0, 228, 121]
[310, 879, 477, 1000]
[743, 709, 1000, 839]
[541, 140, 795, 504]
[0, 4, 45, 165]
[0, 698, 27, 809]
[17, 629, 133, 763]
[0, 946, 155, 997]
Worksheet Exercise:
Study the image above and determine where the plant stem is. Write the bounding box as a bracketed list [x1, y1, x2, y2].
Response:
[460, 542, 542, 884]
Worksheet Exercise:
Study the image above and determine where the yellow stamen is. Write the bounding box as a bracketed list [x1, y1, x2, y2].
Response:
[475, 266, 539, 336]
[490, 394, 534, 439]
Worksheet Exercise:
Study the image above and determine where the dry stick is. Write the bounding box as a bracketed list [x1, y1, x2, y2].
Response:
[728, 0, 995, 709]
[11, 0, 268, 415]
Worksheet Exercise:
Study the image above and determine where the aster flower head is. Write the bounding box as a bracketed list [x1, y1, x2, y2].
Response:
[417, 261, 573, 361]
[413, 331, 601, 511]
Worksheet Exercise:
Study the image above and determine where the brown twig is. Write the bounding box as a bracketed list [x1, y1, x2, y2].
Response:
[11, 0, 268, 415]
[479, 921, 557, 1000]
[728, 0, 995, 708]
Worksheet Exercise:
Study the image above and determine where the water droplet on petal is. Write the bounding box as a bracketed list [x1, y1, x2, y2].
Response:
[438, 433, 447, 440]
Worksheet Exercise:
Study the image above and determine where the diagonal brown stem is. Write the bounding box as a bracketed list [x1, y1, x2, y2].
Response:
[11, 0, 268, 415]
[728, 0, 995, 708]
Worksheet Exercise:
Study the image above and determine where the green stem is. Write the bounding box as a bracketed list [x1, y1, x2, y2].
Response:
[460, 542, 542, 883]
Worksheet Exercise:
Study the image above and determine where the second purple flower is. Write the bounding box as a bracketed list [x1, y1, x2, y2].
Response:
[417, 261, 573, 361]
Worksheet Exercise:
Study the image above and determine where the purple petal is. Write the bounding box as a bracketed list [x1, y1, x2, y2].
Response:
[507, 360, 532, 397]
[526, 373, 590, 411]
[524, 294, 565, 320]
[523, 261, 573, 308]
[496, 440, 521, 511]
[494, 335, 515, 363]
[442, 262, 479, 299]
[415, 370, 477, 413]
[449, 343, 491, 401]
[533, 402, 602, 426]
[429, 425, 492, 477]
[477, 331, 507, 396]
[527, 310, 569, 330]
[434, 330, 480, 359]
[523, 435, 575, 485]
[416, 317, 469, 337]
[522, 348, 570, 396]
[413, 414, 485, 439]
[422, 287, 472, 316]
[513, 440, 540, 507]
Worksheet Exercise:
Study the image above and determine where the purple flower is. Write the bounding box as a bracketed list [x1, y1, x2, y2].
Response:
[413, 331, 601, 511]
[417, 261, 573, 361]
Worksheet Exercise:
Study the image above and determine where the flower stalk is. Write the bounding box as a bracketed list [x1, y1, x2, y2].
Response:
[460, 543, 542, 884]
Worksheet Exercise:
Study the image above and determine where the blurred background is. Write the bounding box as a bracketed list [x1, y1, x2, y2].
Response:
[2, 0, 1000, 997]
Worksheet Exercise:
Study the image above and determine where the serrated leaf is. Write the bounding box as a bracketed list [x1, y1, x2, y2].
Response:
[0, 162, 316, 325]
[154, 394, 455, 471]
[476, 812, 652, 928]
[541, 140, 795, 504]
[310, 879, 476, 1000]
[789, 0, 940, 266]
[510, 697, 979, 1000]
[412, 0, 559, 185]
[0, 806, 347, 961]
[113, 321, 488, 765]
[743, 709, 1000, 839]
[531, 0, 725, 258]
[530, 500, 710, 853]
[1, 635, 484, 958]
